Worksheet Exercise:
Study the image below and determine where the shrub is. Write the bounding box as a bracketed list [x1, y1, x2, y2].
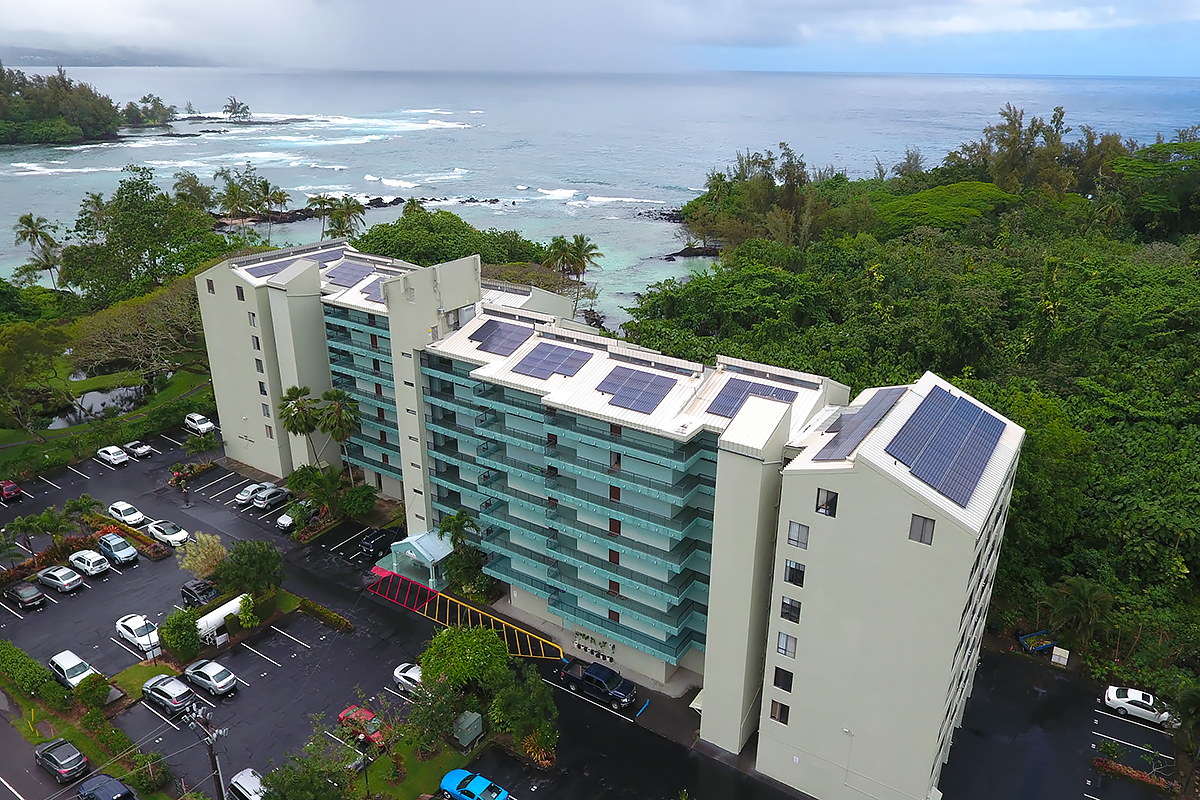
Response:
[160, 607, 202, 662]
[214, 539, 284, 595]
[298, 597, 354, 632]
[75, 673, 113, 709]
[237, 594, 259, 629]
[253, 588, 278, 620]
[81, 707, 107, 733]
[93, 722, 136, 756]
[37, 679, 72, 711]
[0, 640, 53, 694]
[86, 517, 171, 561]
[126, 751, 172, 793]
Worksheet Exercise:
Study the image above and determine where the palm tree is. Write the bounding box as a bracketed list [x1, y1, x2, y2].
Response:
[306, 194, 336, 239]
[437, 510, 479, 551]
[13, 212, 58, 252]
[567, 234, 604, 278]
[1048, 576, 1114, 651]
[0, 529, 25, 568]
[328, 195, 367, 238]
[543, 235, 571, 277]
[36, 506, 73, 546]
[6, 515, 39, 554]
[266, 185, 290, 244]
[401, 198, 425, 217]
[216, 180, 253, 233]
[64, 494, 102, 536]
[304, 466, 345, 520]
[254, 179, 291, 244]
[12, 241, 63, 289]
[317, 388, 361, 482]
[222, 96, 251, 121]
[278, 385, 321, 464]
[185, 432, 221, 465]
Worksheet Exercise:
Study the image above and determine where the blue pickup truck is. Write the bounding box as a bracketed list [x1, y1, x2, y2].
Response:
[557, 657, 637, 710]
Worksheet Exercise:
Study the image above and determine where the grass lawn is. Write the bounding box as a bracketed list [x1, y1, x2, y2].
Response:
[112, 662, 178, 698]
[353, 739, 471, 800]
[277, 588, 302, 615]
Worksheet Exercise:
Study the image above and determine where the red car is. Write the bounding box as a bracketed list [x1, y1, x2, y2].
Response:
[1, 480, 21, 501]
[337, 705, 388, 747]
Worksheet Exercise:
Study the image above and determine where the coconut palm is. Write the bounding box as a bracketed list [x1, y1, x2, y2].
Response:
[306, 194, 336, 239]
[222, 96, 251, 121]
[12, 240, 63, 289]
[328, 195, 366, 238]
[567, 234, 604, 278]
[63, 494, 102, 536]
[317, 388, 361, 482]
[13, 212, 58, 252]
[437, 509, 479, 551]
[5, 515, 39, 553]
[278, 385, 321, 464]
[255, 179, 291, 244]
[402, 198, 425, 217]
[543, 235, 571, 277]
[36, 506, 73, 546]
[185, 432, 221, 465]
[216, 180, 253, 233]
[1048, 576, 1114, 651]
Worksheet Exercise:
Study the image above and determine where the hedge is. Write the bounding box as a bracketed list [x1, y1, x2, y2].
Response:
[127, 751, 172, 793]
[0, 534, 98, 589]
[76, 673, 113, 710]
[0, 640, 55, 695]
[298, 597, 354, 632]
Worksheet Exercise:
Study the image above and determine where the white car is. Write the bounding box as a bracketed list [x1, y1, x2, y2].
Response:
[235, 482, 275, 506]
[68, 549, 110, 576]
[146, 519, 189, 547]
[96, 446, 130, 466]
[393, 662, 422, 693]
[184, 659, 239, 696]
[107, 501, 146, 526]
[48, 650, 101, 689]
[123, 441, 153, 458]
[185, 413, 216, 434]
[276, 499, 315, 531]
[1104, 686, 1179, 728]
[116, 614, 160, 652]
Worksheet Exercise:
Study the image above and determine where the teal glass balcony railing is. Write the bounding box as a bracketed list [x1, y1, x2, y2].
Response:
[472, 388, 547, 423]
[345, 443, 404, 482]
[544, 533, 708, 604]
[479, 529, 555, 568]
[547, 415, 714, 471]
[429, 471, 487, 505]
[544, 475, 713, 541]
[485, 555, 557, 599]
[478, 502, 556, 542]
[331, 379, 396, 410]
[350, 433, 402, 456]
[476, 414, 550, 453]
[474, 442, 546, 481]
[548, 591, 706, 664]
[546, 445, 713, 505]
[423, 414, 487, 447]
[326, 330, 392, 359]
[330, 358, 395, 388]
[422, 386, 479, 416]
[545, 505, 710, 573]
[544, 562, 707, 635]
[323, 305, 390, 332]
[360, 416, 400, 436]
[421, 359, 479, 387]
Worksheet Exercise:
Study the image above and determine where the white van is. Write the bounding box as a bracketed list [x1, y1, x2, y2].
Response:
[227, 768, 264, 800]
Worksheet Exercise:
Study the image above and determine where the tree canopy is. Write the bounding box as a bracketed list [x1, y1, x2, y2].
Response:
[352, 206, 548, 266]
[0, 63, 120, 143]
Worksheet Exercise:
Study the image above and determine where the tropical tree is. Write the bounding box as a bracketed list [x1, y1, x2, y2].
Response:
[159, 607, 202, 662]
[13, 212, 58, 252]
[0, 529, 24, 568]
[317, 388, 360, 481]
[5, 515, 39, 552]
[419, 626, 510, 691]
[1048, 576, 1114, 651]
[215, 180, 253, 232]
[11, 240, 63, 289]
[177, 531, 228, 579]
[286, 464, 344, 519]
[305, 194, 335, 239]
[543, 235, 571, 276]
[255, 179, 290, 244]
[36, 506, 73, 546]
[401, 197, 425, 217]
[185, 431, 221, 464]
[278, 385, 321, 463]
[63, 494, 102, 536]
[437, 510, 479, 551]
[567, 234, 604, 278]
[214, 539, 285, 595]
[172, 170, 216, 210]
[328, 195, 366, 238]
[1175, 681, 1200, 793]
[222, 96, 251, 121]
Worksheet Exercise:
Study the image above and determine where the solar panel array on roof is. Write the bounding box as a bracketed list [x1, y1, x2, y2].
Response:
[706, 377, 800, 418]
[325, 260, 375, 287]
[812, 386, 906, 461]
[467, 318, 533, 356]
[244, 258, 295, 278]
[884, 387, 1007, 507]
[597, 365, 677, 414]
[512, 342, 592, 380]
[313, 248, 345, 263]
[362, 277, 385, 303]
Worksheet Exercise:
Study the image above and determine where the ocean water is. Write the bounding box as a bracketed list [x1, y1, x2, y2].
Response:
[3, 68, 1200, 324]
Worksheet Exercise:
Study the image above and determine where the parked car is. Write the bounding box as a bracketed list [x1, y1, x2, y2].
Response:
[116, 614, 160, 652]
[69, 550, 111, 577]
[235, 482, 275, 506]
[146, 519, 189, 547]
[227, 768, 264, 800]
[185, 659, 239, 696]
[557, 657, 637, 710]
[360, 528, 403, 559]
[1104, 686, 1180, 728]
[184, 413, 216, 434]
[337, 705, 388, 747]
[48, 650, 101, 690]
[253, 486, 291, 510]
[37, 565, 83, 593]
[97, 532, 138, 565]
[1, 479, 21, 501]
[123, 440, 153, 458]
[76, 774, 137, 800]
[276, 499, 316, 531]
[96, 446, 130, 466]
[142, 674, 196, 716]
[2, 582, 45, 609]
[34, 738, 89, 783]
[440, 770, 510, 800]
[181, 579, 218, 608]
[107, 501, 145, 526]
[392, 662, 422, 694]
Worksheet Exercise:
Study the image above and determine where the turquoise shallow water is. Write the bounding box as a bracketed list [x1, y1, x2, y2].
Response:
[3, 68, 1199, 324]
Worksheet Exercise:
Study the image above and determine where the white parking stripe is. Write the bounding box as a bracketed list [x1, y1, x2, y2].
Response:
[71, 464, 95, 476]
[0, 602, 23, 620]
[194, 694, 216, 709]
[323, 730, 352, 748]
[142, 702, 181, 731]
[160, 434, 184, 447]
[108, 565, 122, 576]
[198, 472, 237, 491]
[242, 643, 282, 667]
[37, 476, 61, 489]
[332, 527, 372, 551]
[270, 625, 311, 649]
[109, 637, 145, 660]
[236, 676, 251, 687]
[0, 773, 29, 800]
[81, 581, 92, 589]
[383, 687, 404, 699]
[213, 480, 250, 500]
[1093, 730, 1175, 758]
[1095, 708, 1174, 735]
[542, 678, 634, 722]
[149, 445, 163, 454]
[21, 490, 35, 499]
[0, 500, 6, 509]
[89, 460, 114, 472]
[14, 542, 31, 554]
[42, 593, 58, 605]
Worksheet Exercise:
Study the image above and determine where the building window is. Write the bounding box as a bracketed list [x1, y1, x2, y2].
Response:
[379, 431, 387, 444]
[248, 311, 257, 327]
[255, 358, 264, 374]
[370, 333, 379, 348]
[258, 381, 268, 396]
[777, 632, 797, 658]
[409, 436, 418, 443]
[367, 312, 376, 326]
[406, 408, 416, 415]
[787, 521, 809, 549]
[375, 382, 383, 397]
[378, 407, 385, 420]
[609, 549, 620, 565]
[781, 596, 802, 623]
[236, 285, 245, 301]
[410, 462, 420, 469]
[784, 560, 805, 588]
[816, 488, 838, 517]
[404, 380, 414, 387]
[265, 425, 274, 439]
[206, 279, 215, 294]
[773, 667, 793, 692]
[770, 700, 790, 725]
[608, 609, 620, 623]
[608, 519, 621, 537]
[910, 514, 935, 546]
[610, 423, 621, 436]
[413, 488, 423, 495]
[251, 335, 261, 351]
[402, 352, 412, 358]
[375, 473, 383, 490]
[609, 485, 620, 502]
[608, 580, 620, 596]
[382, 453, 389, 465]
[609, 451, 621, 472]
[261, 403, 271, 418]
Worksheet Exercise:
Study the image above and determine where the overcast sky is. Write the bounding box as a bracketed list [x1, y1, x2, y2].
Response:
[1, 0, 1197, 77]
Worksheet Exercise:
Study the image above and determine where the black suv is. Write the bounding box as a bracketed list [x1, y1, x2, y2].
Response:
[181, 579, 218, 608]
[360, 528, 403, 560]
[77, 774, 137, 800]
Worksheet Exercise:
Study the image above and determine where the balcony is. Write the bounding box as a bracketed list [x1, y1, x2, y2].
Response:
[421, 359, 479, 388]
[350, 433, 402, 456]
[479, 529, 555, 568]
[546, 505, 710, 573]
[326, 330, 392, 360]
[544, 563, 706, 635]
[324, 305, 390, 333]
[547, 415, 714, 471]
[423, 414, 487, 448]
[485, 555, 557, 599]
[544, 475, 713, 540]
[546, 446, 713, 505]
[478, 502, 556, 542]
[474, 442, 546, 481]
[477, 415, 551, 453]
[330, 381, 397, 412]
[422, 386, 479, 417]
[360, 415, 400, 436]
[548, 592, 706, 665]
[429, 470, 488, 505]
[545, 534, 707, 604]
[330, 354, 395, 385]
[472, 387, 548, 423]
[345, 443, 404, 482]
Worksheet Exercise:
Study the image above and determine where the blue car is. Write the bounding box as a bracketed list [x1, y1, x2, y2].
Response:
[440, 769, 509, 800]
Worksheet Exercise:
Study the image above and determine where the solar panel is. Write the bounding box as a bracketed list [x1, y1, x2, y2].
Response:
[245, 258, 296, 277]
[598, 366, 677, 414]
[513, 342, 594, 380]
[312, 248, 345, 263]
[468, 319, 533, 356]
[813, 386, 906, 461]
[363, 277, 385, 303]
[937, 413, 1006, 506]
[910, 399, 982, 486]
[884, 386, 956, 466]
[706, 377, 800, 418]
[325, 260, 375, 287]
[826, 414, 846, 433]
[468, 319, 500, 342]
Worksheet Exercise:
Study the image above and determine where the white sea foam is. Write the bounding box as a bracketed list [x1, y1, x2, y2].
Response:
[290, 185, 353, 192]
[402, 109, 453, 115]
[310, 163, 349, 171]
[515, 185, 529, 190]
[470, 110, 485, 114]
[146, 159, 207, 169]
[537, 188, 577, 199]
[382, 178, 419, 189]
[4, 163, 121, 176]
[586, 196, 667, 204]
[364, 174, 381, 182]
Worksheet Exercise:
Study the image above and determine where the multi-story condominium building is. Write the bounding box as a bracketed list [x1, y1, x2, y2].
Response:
[198, 242, 1023, 800]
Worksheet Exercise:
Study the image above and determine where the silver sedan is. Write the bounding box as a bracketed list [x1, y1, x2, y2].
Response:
[184, 659, 239, 696]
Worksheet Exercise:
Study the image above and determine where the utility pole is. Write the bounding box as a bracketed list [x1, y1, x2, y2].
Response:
[185, 703, 228, 800]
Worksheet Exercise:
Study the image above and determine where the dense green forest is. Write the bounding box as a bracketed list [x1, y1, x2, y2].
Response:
[0, 63, 121, 143]
[625, 106, 1200, 696]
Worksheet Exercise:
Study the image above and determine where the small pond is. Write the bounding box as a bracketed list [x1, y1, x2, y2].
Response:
[47, 385, 149, 429]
